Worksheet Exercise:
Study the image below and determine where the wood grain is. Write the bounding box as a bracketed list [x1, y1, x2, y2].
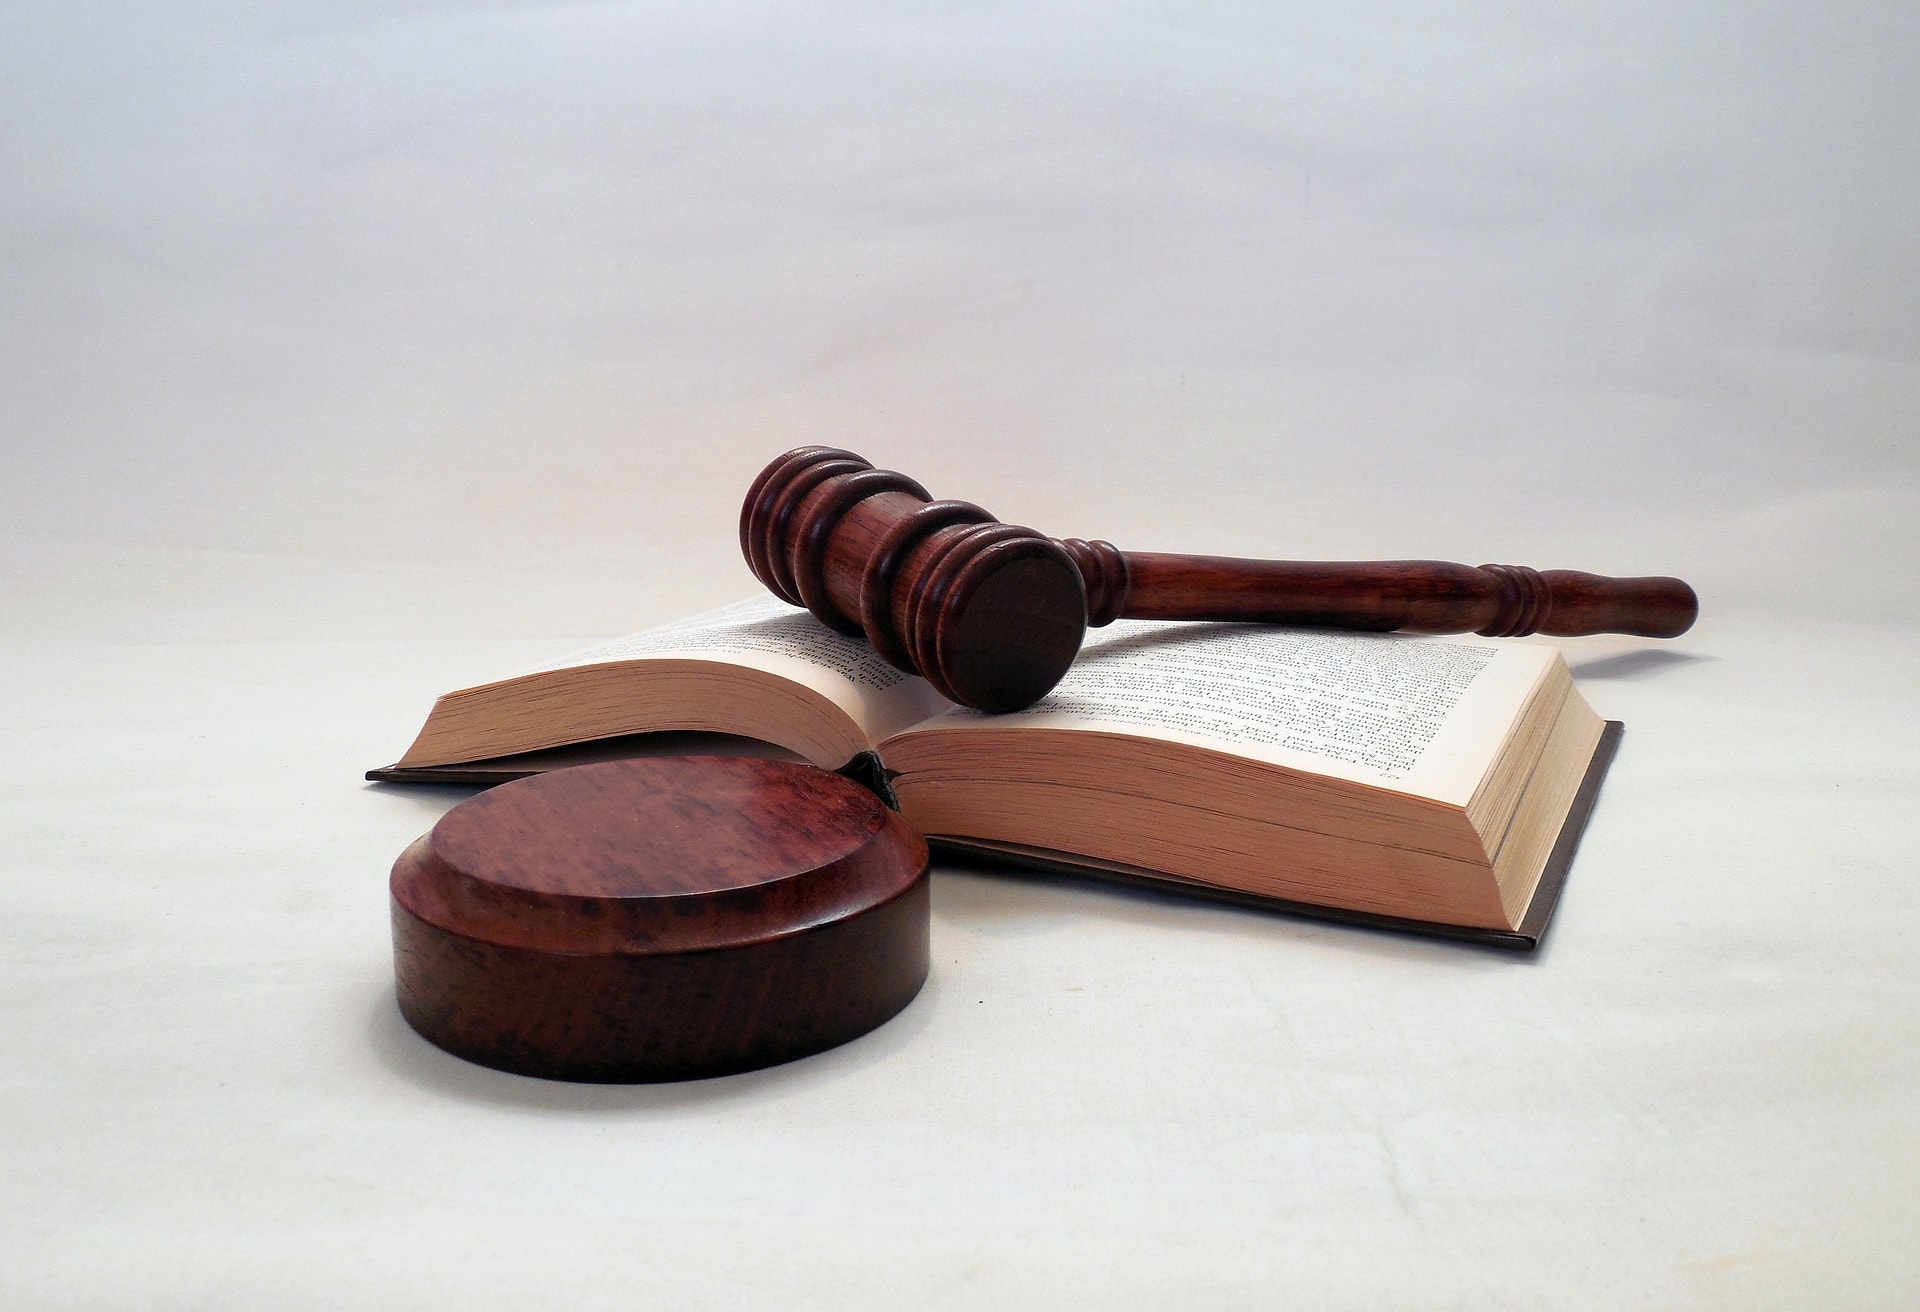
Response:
[390, 756, 930, 1082]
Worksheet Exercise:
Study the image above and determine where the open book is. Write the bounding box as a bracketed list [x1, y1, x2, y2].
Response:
[370, 598, 1620, 948]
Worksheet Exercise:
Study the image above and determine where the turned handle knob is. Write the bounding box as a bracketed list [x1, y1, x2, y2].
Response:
[741, 447, 1698, 713]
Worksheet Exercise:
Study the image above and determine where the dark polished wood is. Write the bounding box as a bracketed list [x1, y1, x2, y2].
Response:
[390, 756, 929, 1082]
[741, 446, 1699, 712]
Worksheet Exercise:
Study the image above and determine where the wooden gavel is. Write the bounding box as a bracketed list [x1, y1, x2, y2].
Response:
[741, 446, 1699, 713]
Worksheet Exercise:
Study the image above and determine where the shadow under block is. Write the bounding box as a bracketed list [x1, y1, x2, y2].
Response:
[390, 756, 931, 1082]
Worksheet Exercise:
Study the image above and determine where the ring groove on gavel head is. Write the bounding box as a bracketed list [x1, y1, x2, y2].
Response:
[740, 446, 847, 604]
[859, 500, 994, 671]
[741, 449, 1090, 712]
[761, 450, 871, 604]
[792, 467, 930, 635]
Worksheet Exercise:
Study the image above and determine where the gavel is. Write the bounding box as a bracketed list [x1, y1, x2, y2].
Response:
[741, 446, 1698, 713]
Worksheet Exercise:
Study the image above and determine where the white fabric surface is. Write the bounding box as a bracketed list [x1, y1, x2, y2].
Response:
[4, 3, 1918, 1307]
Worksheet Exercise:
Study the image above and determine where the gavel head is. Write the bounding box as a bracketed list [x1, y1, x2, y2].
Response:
[740, 447, 1108, 712]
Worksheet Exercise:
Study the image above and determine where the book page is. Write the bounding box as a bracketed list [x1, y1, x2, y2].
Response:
[507, 596, 953, 745]
[895, 620, 1555, 805]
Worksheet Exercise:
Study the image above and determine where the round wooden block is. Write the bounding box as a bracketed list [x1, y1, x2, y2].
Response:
[390, 756, 930, 1083]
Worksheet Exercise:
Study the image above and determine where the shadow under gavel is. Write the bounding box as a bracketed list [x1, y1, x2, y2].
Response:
[741, 446, 1699, 713]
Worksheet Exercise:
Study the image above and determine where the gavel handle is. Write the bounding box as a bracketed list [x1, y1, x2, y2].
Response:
[1100, 552, 1698, 639]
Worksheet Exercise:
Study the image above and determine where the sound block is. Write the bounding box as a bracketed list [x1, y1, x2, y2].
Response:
[390, 756, 930, 1082]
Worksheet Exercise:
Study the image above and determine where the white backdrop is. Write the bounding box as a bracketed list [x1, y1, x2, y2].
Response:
[6, 1, 1917, 620]
[4, 4, 1917, 1308]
